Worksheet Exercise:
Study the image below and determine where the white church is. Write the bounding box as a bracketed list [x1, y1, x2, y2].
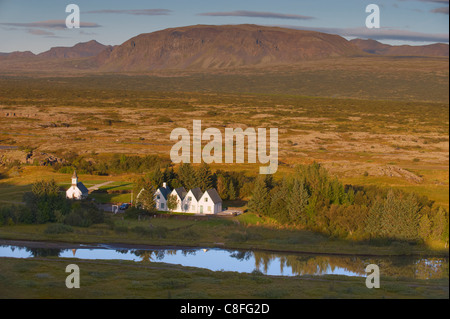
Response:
[66, 170, 89, 200]
[150, 182, 223, 215]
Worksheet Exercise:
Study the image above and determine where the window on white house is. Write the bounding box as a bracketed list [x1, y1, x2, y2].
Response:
[157, 195, 160, 199]
[205, 198, 208, 202]
[188, 196, 192, 201]
[208, 206, 211, 212]
[161, 203, 165, 209]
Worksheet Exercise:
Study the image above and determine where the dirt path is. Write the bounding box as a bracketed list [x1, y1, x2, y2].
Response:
[88, 181, 114, 191]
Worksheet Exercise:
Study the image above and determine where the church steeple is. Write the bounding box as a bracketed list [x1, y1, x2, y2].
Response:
[72, 170, 78, 186]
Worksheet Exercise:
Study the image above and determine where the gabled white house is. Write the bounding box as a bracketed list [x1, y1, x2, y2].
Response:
[154, 182, 171, 211]
[169, 187, 188, 212]
[198, 189, 223, 215]
[66, 170, 89, 200]
[184, 187, 204, 214]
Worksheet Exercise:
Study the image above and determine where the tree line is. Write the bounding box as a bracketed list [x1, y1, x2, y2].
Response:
[248, 163, 449, 244]
[54, 153, 166, 175]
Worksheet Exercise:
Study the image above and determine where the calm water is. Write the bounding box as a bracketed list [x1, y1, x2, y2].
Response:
[0, 242, 448, 279]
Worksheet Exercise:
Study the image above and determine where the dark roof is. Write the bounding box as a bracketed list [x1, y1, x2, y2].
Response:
[205, 188, 222, 204]
[190, 187, 203, 201]
[173, 187, 187, 200]
[76, 182, 89, 194]
[157, 185, 172, 200]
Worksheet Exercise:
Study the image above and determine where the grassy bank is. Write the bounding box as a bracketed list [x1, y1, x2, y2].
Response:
[0, 256, 448, 299]
[0, 213, 448, 257]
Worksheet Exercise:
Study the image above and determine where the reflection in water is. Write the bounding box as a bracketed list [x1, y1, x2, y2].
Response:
[26, 247, 63, 258]
[126, 248, 448, 279]
[1, 244, 448, 279]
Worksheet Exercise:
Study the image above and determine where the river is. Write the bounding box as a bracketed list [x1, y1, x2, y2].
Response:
[0, 240, 448, 279]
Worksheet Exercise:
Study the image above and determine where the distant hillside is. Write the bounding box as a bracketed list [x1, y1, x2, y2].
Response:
[350, 39, 449, 57]
[0, 40, 109, 61]
[38, 40, 109, 59]
[0, 26, 448, 73]
[0, 51, 36, 60]
[96, 24, 362, 71]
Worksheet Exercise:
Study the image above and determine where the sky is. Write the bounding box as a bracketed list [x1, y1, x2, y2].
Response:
[0, 0, 448, 54]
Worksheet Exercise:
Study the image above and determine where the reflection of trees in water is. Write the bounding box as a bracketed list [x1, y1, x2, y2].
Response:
[230, 251, 252, 261]
[26, 248, 63, 257]
[129, 249, 198, 263]
[34, 245, 444, 279]
[414, 258, 449, 280]
[236, 251, 449, 279]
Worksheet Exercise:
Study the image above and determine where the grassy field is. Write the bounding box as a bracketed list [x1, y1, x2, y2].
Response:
[0, 256, 448, 299]
[1, 256, 448, 299]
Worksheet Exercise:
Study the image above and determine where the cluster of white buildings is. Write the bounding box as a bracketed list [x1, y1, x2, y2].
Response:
[153, 182, 223, 215]
[66, 170, 223, 215]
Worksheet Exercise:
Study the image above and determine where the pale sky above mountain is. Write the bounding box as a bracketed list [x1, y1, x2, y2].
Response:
[0, 0, 448, 53]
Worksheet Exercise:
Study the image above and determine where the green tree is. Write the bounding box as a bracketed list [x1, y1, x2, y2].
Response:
[216, 174, 228, 200]
[167, 194, 178, 213]
[287, 179, 310, 224]
[178, 163, 196, 190]
[419, 214, 432, 241]
[163, 165, 176, 189]
[195, 162, 214, 191]
[135, 187, 157, 213]
[23, 179, 70, 224]
[226, 179, 237, 201]
[151, 163, 164, 188]
[366, 190, 419, 241]
[431, 207, 449, 243]
[365, 198, 384, 238]
[269, 178, 290, 222]
[248, 176, 270, 216]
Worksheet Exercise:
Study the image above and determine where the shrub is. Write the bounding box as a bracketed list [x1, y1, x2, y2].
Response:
[0, 206, 17, 225]
[64, 201, 105, 227]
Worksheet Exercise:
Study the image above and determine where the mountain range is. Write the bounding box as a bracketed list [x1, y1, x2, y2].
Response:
[350, 38, 449, 57]
[0, 24, 448, 72]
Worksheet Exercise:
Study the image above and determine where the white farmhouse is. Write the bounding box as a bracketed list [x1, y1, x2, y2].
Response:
[184, 187, 204, 214]
[66, 170, 89, 200]
[154, 182, 171, 211]
[169, 187, 188, 212]
[198, 189, 223, 215]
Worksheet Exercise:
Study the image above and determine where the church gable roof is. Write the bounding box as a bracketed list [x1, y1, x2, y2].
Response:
[157, 185, 171, 200]
[76, 182, 89, 194]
